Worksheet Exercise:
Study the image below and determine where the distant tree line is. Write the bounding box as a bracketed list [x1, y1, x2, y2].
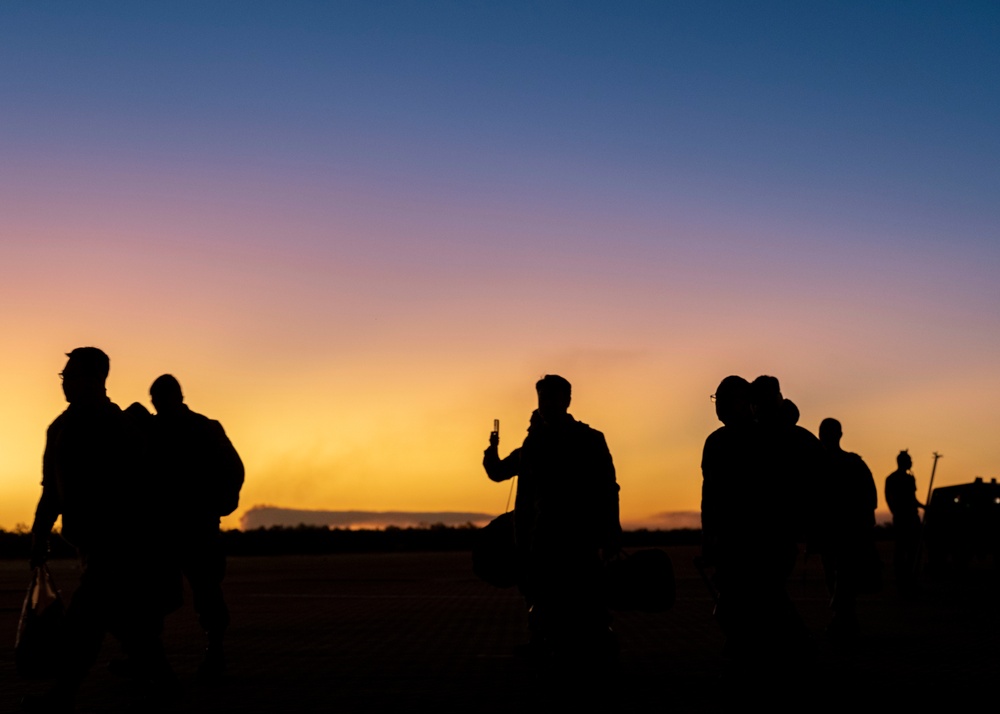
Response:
[0, 524, 896, 559]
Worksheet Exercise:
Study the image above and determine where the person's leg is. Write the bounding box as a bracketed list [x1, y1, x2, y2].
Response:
[181, 533, 229, 681]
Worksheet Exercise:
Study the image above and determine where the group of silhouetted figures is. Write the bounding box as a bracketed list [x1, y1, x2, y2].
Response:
[22, 347, 243, 713]
[482, 373, 927, 686]
[22, 351, 933, 709]
[701, 375, 878, 672]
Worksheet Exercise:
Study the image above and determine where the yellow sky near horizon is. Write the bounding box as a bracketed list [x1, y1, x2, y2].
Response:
[2, 322, 997, 532]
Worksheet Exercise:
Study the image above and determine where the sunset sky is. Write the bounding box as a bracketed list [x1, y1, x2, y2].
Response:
[2, 2, 998, 530]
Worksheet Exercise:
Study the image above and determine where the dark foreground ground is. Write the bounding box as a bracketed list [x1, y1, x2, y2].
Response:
[3, 545, 999, 712]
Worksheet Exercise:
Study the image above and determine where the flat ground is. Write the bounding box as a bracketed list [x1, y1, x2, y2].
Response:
[2, 546, 998, 712]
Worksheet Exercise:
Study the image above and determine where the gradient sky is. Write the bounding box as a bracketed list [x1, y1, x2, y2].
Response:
[2, 2, 999, 530]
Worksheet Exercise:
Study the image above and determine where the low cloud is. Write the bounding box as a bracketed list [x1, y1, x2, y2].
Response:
[624, 511, 703, 531]
[241, 505, 493, 530]
[628, 510, 895, 530]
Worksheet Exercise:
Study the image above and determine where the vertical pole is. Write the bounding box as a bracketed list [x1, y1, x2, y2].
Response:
[915, 452, 942, 580]
[923, 452, 942, 523]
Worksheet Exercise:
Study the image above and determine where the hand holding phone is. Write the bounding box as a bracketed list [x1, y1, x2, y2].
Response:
[489, 418, 500, 447]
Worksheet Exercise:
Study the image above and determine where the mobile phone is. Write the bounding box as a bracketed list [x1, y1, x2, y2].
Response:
[493, 419, 500, 435]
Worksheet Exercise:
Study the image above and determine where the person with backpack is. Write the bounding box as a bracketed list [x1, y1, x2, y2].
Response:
[149, 374, 244, 682]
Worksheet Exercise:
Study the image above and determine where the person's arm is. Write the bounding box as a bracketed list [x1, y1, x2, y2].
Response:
[700, 435, 722, 564]
[30, 423, 61, 567]
[483, 443, 520, 482]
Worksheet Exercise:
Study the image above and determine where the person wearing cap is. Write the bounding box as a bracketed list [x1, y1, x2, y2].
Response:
[27, 347, 174, 710]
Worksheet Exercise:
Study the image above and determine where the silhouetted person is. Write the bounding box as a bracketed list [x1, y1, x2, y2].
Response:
[149, 374, 244, 682]
[701, 376, 757, 570]
[702, 375, 808, 673]
[885, 450, 922, 594]
[817, 417, 877, 639]
[483, 375, 621, 664]
[750, 375, 824, 547]
[27, 348, 174, 711]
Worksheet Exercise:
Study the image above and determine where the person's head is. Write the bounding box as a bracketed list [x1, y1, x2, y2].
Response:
[150, 374, 184, 415]
[535, 374, 571, 421]
[897, 449, 912, 471]
[60, 347, 109, 403]
[750, 375, 783, 423]
[782, 398, 800, 426]
[819, 417, 842, 450]
[713, 375, 752, 426]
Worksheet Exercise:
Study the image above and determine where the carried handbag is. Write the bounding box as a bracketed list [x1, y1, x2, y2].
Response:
[15, 565, 66, 679]
[472, 511, 519, 588]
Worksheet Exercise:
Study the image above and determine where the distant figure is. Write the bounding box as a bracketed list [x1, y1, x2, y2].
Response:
[817, 418, 878, 639]
[150, 374, 244, 682]
[885, 450, 922, 594]
[483, 375, 621, 662]
[28, 348, 174, 710]
[702, 375, 808, 670]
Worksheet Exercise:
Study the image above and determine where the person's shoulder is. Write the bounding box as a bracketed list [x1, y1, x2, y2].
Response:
[47, 409, 70, 433]
[181, 405, 217, 426]
[571, 417, 603, 438]
[100, 400, 133, 429]
[704, 423, 754, 450]
[845, 451, 872, 472]
[571, 419, 612, 453]
[205, 415, 226, 434]
[703, 425, 729, 446]
[787, 425, 822, 458]
[186, 408, 230, 441]
[844, 451, 866, 465]
[791, 424, 820, 443]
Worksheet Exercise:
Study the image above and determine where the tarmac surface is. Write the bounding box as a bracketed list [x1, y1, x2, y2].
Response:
[3, 545, 999, 712]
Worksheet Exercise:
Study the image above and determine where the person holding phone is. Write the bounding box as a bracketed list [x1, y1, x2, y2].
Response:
[483, 375, 621, 664]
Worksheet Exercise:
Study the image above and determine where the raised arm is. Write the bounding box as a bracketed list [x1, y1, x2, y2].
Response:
[483, 442, 521, 483]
